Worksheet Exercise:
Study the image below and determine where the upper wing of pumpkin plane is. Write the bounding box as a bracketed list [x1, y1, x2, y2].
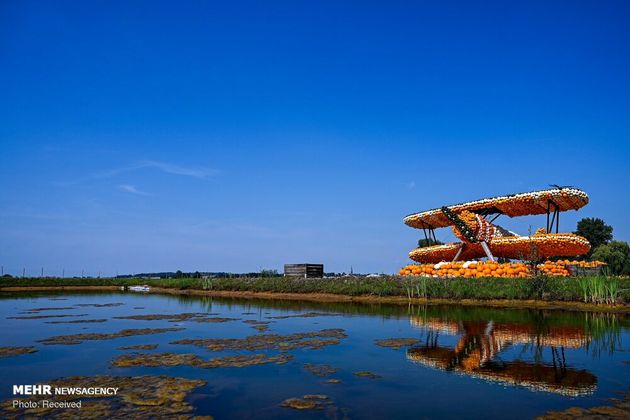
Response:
[403, 187, 589, 229]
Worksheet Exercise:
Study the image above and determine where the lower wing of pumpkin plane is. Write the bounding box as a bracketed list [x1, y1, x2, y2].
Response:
[409, 233, 590, 264]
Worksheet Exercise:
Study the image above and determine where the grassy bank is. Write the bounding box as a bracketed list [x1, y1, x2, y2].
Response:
[1, 275, 628, 305]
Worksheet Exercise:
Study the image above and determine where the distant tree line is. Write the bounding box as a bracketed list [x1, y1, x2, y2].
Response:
[575, 218, 629, 275]
[116, 269, 283, 279]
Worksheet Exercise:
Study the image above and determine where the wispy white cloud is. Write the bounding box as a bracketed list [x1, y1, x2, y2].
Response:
[139, 160, 219, 178]
[54, 160, 220, 187]
[118, 184, 149, 195]
[97, 160, 219, 179]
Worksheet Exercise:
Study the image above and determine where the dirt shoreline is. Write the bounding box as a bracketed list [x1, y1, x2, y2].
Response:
[1, 285, 629, 313]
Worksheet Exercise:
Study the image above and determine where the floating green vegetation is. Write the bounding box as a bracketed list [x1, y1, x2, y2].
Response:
[45, 319, 108, 324]
[0, 375, 207, 419]
[115, 313, 201, 321]
[242, 320, 272, 332]
[171, 329, 347, 351]
[112, 352, 292, 368]
[8, 314, 88, 320]
[118, 344, 158, 350]
[253, 325, 269, 332]
[75, 303, 125, 307]
[280, 398, 320, 410]
[113, 313, 239, 323]
[193, 317, 240, 323]
[242, 320, 271, 325]
[37, 328, 184, 345]
[280, 394, 330, 410]
[25, 307, 77, 311]
[536, 391, 629, 419]
[303, 363, 338, 377]
[0, 346, 38, 358]
[265, 312, 341, 319]
[326, 379, 342, 384]
[375, 338, 420, 349]
[354, 371, 382, 379]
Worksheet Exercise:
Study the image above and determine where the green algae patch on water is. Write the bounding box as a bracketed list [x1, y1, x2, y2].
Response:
[303, 363, 338, 377]
[37, 327, 184, 345]
[242, 320, 272, 332]
[536, 392, 630, 419]
[375, 338, 420, 349]
[280, 394, 332, 410]
[0, 346, 38, 358]
[192, 317, 240, 323]
[265, 312, 342, 319]
[8, 314, 88, 320]
[25, 307, 77, 312]
[326, 379, 342, 384]
[112, 352, 293, 368]
[1, 375, 207, 419]
[118, 344, 159, 350]
[281, 398, 321, 410]
[113, 313, 239, 323]
[354, 371, 382, 379]
[171, 328, 347, 351]
[45, 319, 108, 324]
[252, 324, 270, 332]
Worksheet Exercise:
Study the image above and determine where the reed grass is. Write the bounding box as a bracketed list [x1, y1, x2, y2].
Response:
[577, 276, 620, 304]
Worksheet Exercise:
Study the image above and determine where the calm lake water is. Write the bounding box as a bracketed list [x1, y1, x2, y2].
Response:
[1, 291, 628, 419]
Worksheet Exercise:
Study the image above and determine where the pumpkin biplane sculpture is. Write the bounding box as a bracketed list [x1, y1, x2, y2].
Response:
[404, 187, 591, 264]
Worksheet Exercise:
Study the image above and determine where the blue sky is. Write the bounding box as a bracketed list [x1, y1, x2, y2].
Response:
[1, 1, 629, 276]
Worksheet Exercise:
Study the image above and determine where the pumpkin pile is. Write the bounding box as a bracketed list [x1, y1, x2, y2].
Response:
[399, 261, 531, 278]
[560, 260, 606, 268]
[399, 260, 605, 278]
[537, 261, 570, 277]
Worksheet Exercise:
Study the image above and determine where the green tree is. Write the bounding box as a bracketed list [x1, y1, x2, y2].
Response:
[260, 269, 279, 277]
[418, 238, 443, 248]
[575, 218, 613, 257]
[591, 241, 630, 275]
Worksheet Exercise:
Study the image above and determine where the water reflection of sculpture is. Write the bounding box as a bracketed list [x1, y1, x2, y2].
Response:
[407, 317, 597, 396]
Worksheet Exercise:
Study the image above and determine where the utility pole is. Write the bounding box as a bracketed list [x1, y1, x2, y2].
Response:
[1, 265, 3, 275]
[81, 269, 84, 278]
[62, 268, 65, 278]
[41, 267, 43, 278]
[22, 268, 25, 278]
